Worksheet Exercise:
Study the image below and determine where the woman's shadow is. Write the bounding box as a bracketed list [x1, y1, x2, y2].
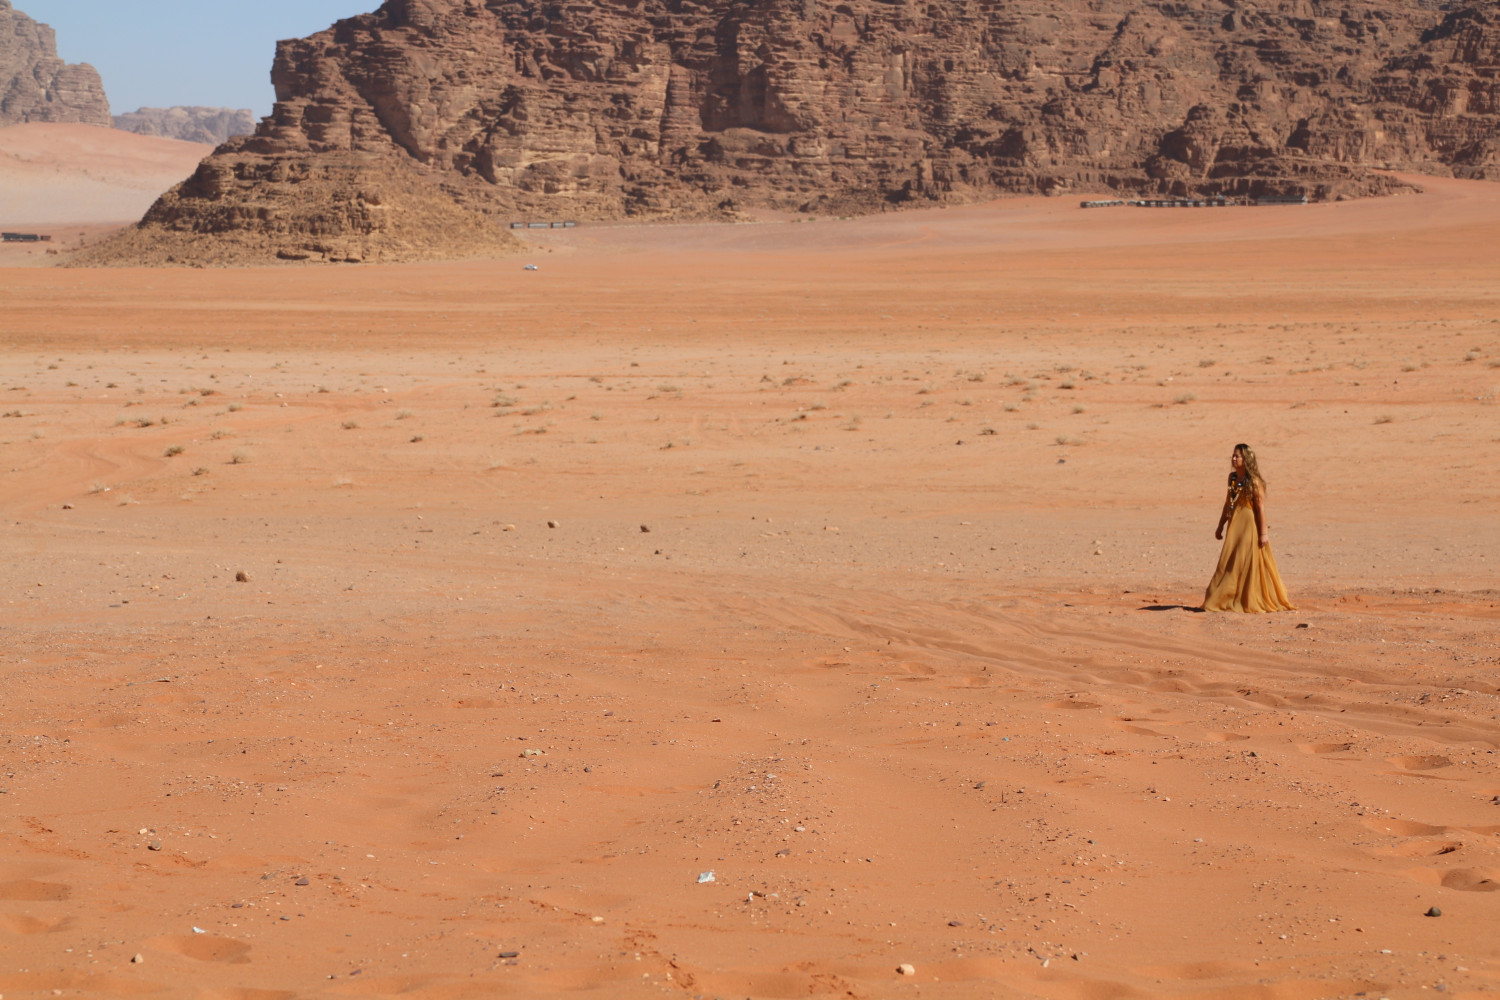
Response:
[1137, 604, 1205, 612]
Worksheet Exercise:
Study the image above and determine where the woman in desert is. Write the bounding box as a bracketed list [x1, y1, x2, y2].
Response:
[1202, 443, 1296, 612]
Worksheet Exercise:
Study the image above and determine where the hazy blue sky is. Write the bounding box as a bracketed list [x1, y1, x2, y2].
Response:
[20, 0, 379, 117]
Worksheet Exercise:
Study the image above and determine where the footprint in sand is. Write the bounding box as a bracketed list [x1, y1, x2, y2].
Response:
[1389, 754, 1453, 771]
[1440, 869, 1500, 892]
[147, 934, 253, 963]
[1113, 723, 1167, 738]
[1361, 816, 1447, 837]
[1133, 959, 1256, 981]
[0, 879, 71, 901]
[1299, 742, 1354, 755]
[1404, 867, 1500, 892]
[0, 913, 73, 934]
[198, 989, 294, 1000]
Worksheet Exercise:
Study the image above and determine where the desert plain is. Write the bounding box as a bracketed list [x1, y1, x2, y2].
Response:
[1, 150, 1499, 1000]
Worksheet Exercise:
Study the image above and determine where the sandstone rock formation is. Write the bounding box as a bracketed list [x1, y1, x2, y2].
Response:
[0, 0, 110, 127]
[113, 106, 258, 146]
[87, 0, 1500, 264]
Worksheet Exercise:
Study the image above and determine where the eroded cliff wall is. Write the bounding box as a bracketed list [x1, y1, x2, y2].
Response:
[89, 0, 1500, 264]
[0, 0, 110, 127]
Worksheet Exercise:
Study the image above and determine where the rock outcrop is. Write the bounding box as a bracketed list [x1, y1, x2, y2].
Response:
[113, 106, 258, 146]
[0, 0, 110, 127]
[87, 0, 1500, 264]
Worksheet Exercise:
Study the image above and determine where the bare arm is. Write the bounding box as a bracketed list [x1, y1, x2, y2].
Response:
[1251, 485, 1269, 548]
[1214, 475, 1234, 540]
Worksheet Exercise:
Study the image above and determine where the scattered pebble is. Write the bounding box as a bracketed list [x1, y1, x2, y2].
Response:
[1426, 906, 1442, 917]
[498, 950, 520, 959]
[697, 870, 716, 883]
[640, 524, 651, 533]
[897, 963, 916, 976]
[296, 877, 310, 886]
[131, 953, 144, 964]
[235, 571, 249, 583]
[546, 520, 559, 529]
[520, 748, 545, 758]
[948, 920, 963, 927]
[147, 840, 162, 851]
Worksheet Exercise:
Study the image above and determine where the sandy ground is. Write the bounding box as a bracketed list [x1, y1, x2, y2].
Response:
[0, 123, 213, 256]
[1, 173, 1499, 1000]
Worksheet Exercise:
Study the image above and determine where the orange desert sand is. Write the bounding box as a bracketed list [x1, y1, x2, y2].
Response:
[1, 158, 1498, 1000]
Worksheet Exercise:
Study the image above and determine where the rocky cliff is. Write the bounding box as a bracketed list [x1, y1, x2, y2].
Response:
[0, 0, 110, 127]
[86, 0, 1500, 264]
[113, 106, 258, 146]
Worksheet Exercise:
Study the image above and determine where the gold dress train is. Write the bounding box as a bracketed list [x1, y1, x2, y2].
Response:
[1202, 479, 1295, 613]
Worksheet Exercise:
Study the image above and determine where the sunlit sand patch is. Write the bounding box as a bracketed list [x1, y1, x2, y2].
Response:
[0, 913, 70, 934]
[0, 879, 71, 901]
[145, 933, 252, 963]
[1380, 839, 1463, 858]
[1362, 817, 1448, 837]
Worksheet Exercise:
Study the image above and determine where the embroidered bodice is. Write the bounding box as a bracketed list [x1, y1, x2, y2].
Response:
[1225, 474, 1254, 510]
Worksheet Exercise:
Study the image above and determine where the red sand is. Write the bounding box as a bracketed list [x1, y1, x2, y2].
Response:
[1, 169, 1498, 999]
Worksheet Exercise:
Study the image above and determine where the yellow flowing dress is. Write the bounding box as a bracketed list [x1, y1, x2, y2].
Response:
[1202, 475, 1295, 613]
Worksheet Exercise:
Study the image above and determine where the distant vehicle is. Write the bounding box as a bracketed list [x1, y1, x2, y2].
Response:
[524, 264, 539, 271]
[2, 232, 50, 242]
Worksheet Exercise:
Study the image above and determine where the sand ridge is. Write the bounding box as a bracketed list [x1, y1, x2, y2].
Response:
[1, 180, 1499, 998]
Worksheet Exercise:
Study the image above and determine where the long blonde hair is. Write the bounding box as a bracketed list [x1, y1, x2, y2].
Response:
[1235, 443, 1266, 496]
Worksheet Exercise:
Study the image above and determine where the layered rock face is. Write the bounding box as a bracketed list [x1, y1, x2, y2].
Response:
[93, 0, 1500, 263]
[113, 106, 258, 146]
[0, 0, 110, 127]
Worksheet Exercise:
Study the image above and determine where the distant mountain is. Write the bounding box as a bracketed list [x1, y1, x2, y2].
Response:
[113, 106, 258, 146]
[81, 0, 1500, 265]
[0, 0, 110, 127]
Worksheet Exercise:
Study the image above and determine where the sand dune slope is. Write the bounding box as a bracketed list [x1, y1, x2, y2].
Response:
[0, 122, 212, 227]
